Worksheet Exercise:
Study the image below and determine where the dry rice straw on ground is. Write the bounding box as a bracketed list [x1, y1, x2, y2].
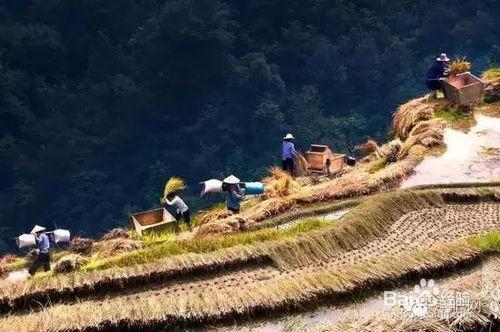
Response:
[0, 240, 481, 332]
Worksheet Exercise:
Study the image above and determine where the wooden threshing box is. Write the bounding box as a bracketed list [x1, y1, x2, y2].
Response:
[443, 72, 485, 105]
[305, 144, 345, 175]
[130, 208, 177, 237]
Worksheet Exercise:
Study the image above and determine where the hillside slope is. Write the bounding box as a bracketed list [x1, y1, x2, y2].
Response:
[1, 69, 500, 332]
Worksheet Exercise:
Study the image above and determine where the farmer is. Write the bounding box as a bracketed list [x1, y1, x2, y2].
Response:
[28, 225, 51, 276]
[163, 192, 191, 228]
[282, 133, 297, 176]
[426, 53, 450, 96]
[223, 175, 244, 213]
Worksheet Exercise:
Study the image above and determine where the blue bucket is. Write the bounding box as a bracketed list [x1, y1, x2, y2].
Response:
[242, 182, 265, 195]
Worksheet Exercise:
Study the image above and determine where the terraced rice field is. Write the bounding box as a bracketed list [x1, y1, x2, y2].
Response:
[1, 186, 499, 331]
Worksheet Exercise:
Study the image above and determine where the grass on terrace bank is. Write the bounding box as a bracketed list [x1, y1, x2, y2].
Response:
[3, 250, 70, 274]
[82, 218, 331, 271]
[433, 104, 473, 131]
[483, 67, 500, 80]
[469, 231, 500, 253]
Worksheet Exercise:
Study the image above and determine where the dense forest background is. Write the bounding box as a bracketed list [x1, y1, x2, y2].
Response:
[1, 0, 499, 251]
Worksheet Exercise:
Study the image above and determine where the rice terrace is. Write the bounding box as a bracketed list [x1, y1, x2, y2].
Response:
[0, 66, 498, 331]
[2, 2, 500, 330]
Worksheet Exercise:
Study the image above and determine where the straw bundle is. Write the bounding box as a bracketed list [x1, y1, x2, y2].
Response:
[196, 205, 232, 226]
[398, 119, 445, 159]
[100, 228, 130, 241]
[293, 153, 309, 176]
[378, 139, 401, 163]
[392, 97, 435, 140]
[0, 254, 17, 264]
[94, 238, 142, 258]
[69, 237, 94, 255]
[262, 167, 298, 199]
[448, 57, 471, 77]
[194, 220, 238, 237]
[54, 254, 90, 274]
[161, 177, 186, 202]
[356, 139, 381, 157]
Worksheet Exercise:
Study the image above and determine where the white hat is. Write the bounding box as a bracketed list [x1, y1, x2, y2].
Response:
[436, 53, 450, 62]
[223, 175, 240, 184]
[283, 133, 295, 140]
[31, 225, 46, 234]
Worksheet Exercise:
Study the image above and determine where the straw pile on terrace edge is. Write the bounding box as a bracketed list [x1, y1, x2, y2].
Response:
[262, 167, 298, 199]
[392, 96, 436, 140]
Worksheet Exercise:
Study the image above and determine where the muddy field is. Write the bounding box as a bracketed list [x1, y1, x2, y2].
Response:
[402, 114, 500, 187]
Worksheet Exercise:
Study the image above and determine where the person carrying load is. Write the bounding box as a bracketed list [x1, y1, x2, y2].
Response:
[222, 175, 244, 213]
[161, 177, 191, 228]
[426, 53, 450, 98]
[28, 225, 51, 276]
[282, 133, 297, 176]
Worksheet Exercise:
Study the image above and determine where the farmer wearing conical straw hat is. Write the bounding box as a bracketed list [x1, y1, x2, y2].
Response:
[223, 175, 244, 213]
[282, 133, 297, 176]
[28, 225, 51, 276]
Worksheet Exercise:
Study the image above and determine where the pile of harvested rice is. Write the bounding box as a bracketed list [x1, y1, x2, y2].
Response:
[100, 228, 130, 241]
[392, 97, 436, 140]
[262, 167, 299, 199]
[69, 237, 94, 255]
[293, 153, 309, 176]
[398, 119, 445, 159]
[54, 254, 90, 274]
[95, 238, 142, 258]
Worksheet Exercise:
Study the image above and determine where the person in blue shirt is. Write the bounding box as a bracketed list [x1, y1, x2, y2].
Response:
[28, 225, 51, 276]
[282, 133, 297, 176]
[223, 175, 244, 213]
[426, 53, 450, 95]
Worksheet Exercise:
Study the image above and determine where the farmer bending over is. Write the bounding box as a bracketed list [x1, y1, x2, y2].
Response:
[28, 225, 51, 276]
[426, 53, 450, 98]
[163, 192, 190, 228]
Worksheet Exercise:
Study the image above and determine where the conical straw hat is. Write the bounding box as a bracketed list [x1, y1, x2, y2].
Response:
[31, 225, 46, 234]
[223, 175, 240, 184]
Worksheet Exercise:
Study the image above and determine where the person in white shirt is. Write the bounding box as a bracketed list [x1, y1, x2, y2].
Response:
[164, 192, 190, 228]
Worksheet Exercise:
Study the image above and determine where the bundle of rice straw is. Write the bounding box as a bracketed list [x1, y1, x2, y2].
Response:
[356, 139, 384, 159]
[162, 177, 186, 202]
[262, 167, 298, 198]
[100, 228, 130, 241]
[392, 97, 434, 140]
[54, 254, 90, 274]
[69, 237, 94, 255]
[293, 153, 309, 176]
[94, 238, 142, 258]
[448, 57, 471, 77]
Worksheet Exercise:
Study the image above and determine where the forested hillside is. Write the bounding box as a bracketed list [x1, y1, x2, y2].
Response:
[1, 0, 499, 250]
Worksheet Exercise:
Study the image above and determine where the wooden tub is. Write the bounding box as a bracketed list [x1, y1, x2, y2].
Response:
[443, 72, 485, 105]
[130, 208, 177, 237]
